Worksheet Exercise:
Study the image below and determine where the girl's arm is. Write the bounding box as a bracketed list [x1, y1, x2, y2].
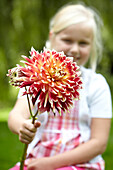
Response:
[27, 118, 111, 170]
[8, 97, 30, 134]
[52, 118, 111, 166]
[8, 97, 41, 144]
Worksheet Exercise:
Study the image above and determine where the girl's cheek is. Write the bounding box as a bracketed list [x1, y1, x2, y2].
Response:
[82, 47, 91, 56]
[63, 44, 71, 51]
[59, 45, 68, 52]
[87, 46, 93, 53]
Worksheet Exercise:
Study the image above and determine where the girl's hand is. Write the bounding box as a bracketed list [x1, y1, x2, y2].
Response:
[19, 119, 41, 144]
[27, 157, 55, 170]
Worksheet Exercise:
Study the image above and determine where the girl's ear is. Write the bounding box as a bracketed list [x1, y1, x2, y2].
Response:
[49, 31, 53, 40]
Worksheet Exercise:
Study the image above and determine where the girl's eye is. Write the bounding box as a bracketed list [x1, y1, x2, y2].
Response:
[62, 39, 72, 43]
[79, 41, 89, 46]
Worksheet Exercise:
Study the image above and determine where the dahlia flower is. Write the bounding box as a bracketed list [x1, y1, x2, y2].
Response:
[7, 47, 82, 115]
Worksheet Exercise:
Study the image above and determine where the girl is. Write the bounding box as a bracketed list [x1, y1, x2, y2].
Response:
[8, 3, 112, 170]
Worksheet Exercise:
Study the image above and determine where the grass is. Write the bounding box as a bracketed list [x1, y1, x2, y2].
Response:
[0, 108, 113, 169]
[0, 122, 23, 169]
[0, 107, 12, 122]
[102, 120, 113, 169]
[0, 108, 24, 169]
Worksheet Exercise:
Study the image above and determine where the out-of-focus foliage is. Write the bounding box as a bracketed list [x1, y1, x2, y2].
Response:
[0, 0, 113, 107]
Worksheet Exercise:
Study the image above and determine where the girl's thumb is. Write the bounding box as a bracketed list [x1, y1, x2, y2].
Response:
[34, 121, 41, 128]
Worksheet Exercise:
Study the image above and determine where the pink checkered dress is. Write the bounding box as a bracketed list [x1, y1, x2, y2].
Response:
[25, 100, 105, 170]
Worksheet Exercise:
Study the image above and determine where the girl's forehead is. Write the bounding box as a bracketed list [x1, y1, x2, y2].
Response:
[58, 22, 94, 38]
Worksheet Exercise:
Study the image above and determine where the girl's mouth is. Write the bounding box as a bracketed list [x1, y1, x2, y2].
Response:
[66, 55, 80, 62]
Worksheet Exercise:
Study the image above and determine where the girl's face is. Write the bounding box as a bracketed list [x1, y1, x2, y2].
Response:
[50, 22, 93, 66]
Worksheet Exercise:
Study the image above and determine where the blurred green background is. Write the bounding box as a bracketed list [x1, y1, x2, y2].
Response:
[0, 0, 113, 169]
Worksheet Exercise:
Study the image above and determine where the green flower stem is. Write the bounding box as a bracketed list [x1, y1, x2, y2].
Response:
[20, 144, 28, 170]
[20, 87, 38, 170]
[26, 87, 33, 117]
[20, 115, 37, 170]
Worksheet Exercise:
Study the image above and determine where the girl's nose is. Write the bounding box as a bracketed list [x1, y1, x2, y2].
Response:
[70, 43, 79, 55]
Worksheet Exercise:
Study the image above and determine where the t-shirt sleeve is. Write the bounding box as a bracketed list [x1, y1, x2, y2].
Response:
[18, 87, 26, 98]
[88, 74, 112, 118]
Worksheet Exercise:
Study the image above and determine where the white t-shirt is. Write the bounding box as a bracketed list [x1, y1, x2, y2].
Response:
[79, 66, 112, 143]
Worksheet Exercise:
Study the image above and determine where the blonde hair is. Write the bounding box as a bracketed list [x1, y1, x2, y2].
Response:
[46, 3, 103, 71]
